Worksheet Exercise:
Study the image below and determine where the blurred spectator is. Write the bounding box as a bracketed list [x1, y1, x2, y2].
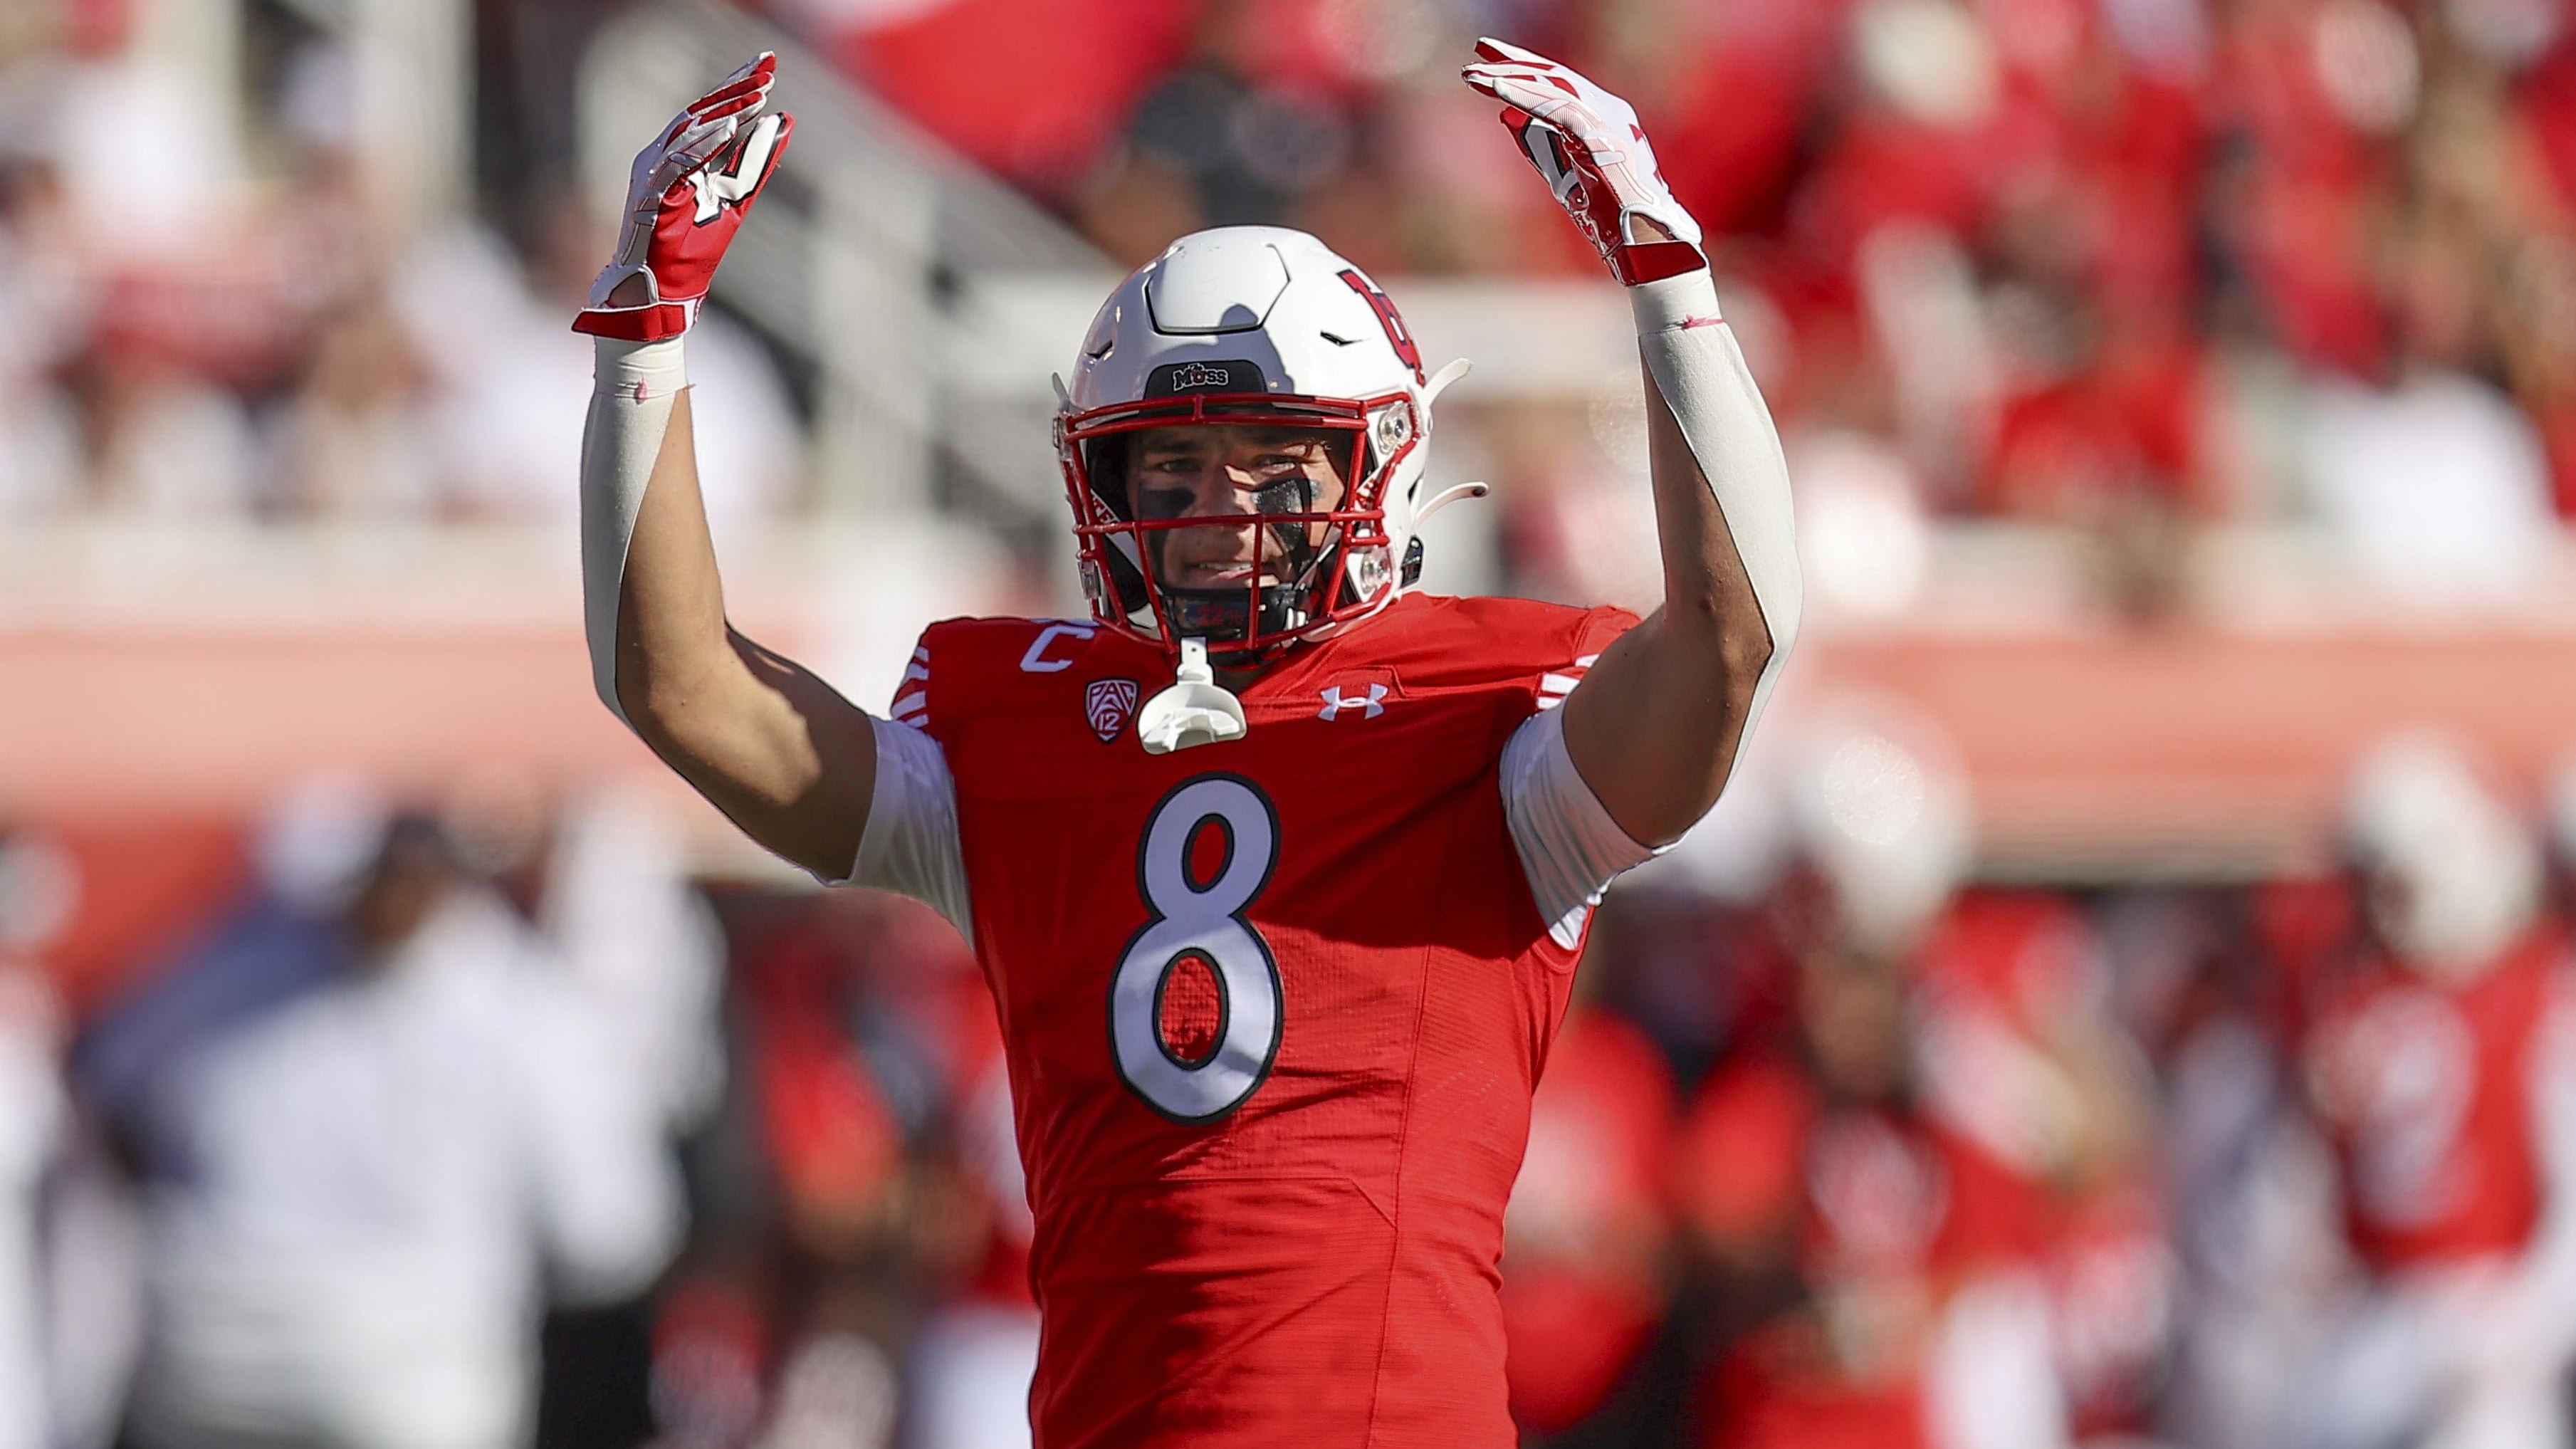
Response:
[2288, 736, 2576, 1449]
[2154, 879, 2349, 1449]
[1502, 1006, 1679, 1438]
[777, 0, 1198, 199]
[2295, 283, 2557, 597]
[270, 293, 442, 520]
[61, 330, 258, 519]
[905, 980, 1040, 1449]
[1912, 891, 2173, 1446]
[0, 964, 60, 1449]
[0, 375, 81, 520]
[0, 154, 83, 519]
[1079, 0, 1357, 253]
[1675, 950, 2062, 1449]
[0, 822, 69, 1449]
[453, 780, 728, 1138]
[444, 780, 729, 1448]
[73, 795, 681, 1449]
[0, 0, 251, 262]
[425, 199, 800, 543]
[712, 891, 1010, 1449]
[2550, 753, 2576, 922]
[1667, 706, 2070, 1449]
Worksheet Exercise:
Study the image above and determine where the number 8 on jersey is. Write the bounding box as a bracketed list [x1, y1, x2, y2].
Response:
[1111, 775, 1284, 1122]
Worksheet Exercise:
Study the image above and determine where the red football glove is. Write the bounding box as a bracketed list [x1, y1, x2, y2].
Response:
[573, 53, 794, 343]
[1461, 38, 1707, 288]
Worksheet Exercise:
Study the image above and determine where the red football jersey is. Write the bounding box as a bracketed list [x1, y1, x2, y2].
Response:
[904, 592, 1635, 1449]
[2301, 933, 2570, 1272]
[1677, 1055, 2037, 1449]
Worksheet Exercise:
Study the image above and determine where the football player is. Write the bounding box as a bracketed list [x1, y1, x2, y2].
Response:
[2295, 737, 2576, 1449]
[1680, 716, 2068, 1449]
[572, 43, 1799, 1447]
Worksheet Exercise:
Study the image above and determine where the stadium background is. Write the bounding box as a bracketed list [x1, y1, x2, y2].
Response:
[4, 0, 2576, 1443]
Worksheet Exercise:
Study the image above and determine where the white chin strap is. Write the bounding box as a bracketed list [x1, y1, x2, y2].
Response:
[1137, 639, 1248, 754]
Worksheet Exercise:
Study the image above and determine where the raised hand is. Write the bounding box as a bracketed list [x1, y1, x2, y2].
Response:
[574, 53, 795, 342]
[1460, 38, 1706, 287]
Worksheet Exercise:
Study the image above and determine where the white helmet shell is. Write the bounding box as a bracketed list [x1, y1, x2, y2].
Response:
[1058, 226, 1460, 658]
[1788, 696, 1976, 959]
[2345, 733, 2540, 978]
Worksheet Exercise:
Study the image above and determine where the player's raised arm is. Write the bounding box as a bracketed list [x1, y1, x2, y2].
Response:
[574, 56, 876, 881]
[1465, 40, 1801, 847]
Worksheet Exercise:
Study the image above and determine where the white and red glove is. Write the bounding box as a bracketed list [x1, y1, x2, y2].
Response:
[1462, 38, 1707, 288]
[574, 53, 794, 343]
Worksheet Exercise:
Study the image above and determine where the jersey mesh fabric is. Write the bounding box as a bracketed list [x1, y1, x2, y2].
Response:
[910, 593, 1634, 1449]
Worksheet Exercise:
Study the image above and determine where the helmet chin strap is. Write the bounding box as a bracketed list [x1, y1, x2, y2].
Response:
[1137, 639, 1249, 754]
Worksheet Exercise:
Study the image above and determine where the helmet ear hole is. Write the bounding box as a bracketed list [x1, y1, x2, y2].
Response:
[1083, 436, 1133, 521]
[1097, 539, 1152, 619]
[1400, 536, 1425, 587]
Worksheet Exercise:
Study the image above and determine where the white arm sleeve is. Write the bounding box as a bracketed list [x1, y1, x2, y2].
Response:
[1504, 705, 1659, 949]
[1631, 268, 1803, 778]
[1499, 269, 1799, 950]
[843, 716, 973, 946]
[580, 335, 688, 726]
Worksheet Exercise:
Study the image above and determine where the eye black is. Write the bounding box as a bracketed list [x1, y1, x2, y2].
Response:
[1254, 478, 1312, 516]
[1136, 486, 1195, 520]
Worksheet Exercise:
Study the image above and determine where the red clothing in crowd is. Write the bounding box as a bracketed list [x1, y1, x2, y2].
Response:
[1677, 1055, 2039, 1449]
[2302, 933, 2572, 1275]
[1501, 1009, 1679, 1431]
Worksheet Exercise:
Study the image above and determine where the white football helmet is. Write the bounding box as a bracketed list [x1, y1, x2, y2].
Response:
[2345, 733, 2540, 979]
[1058, 226, 1469, 662]
[1787, 698, 1975, 961]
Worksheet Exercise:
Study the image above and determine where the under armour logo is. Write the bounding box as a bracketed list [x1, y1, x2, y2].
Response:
[1170, 361, 1229, 391]
[1317, 684, 1387, 721]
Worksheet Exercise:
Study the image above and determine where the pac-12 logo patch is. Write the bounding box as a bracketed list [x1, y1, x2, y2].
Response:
[1086, 678, 1141, 741]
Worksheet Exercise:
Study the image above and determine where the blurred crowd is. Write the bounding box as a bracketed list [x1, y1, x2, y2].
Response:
[14, 721, 2576, 1449]
[0, 0, 797, 535]
[0, 780, 724, 1449]
[1502, 716, 2576, 1449]
[805, 0, 2576, 607]
[0, 0, 2569, 592]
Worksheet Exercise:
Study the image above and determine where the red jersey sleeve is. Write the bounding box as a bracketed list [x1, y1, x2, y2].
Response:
[1531, 605, 1642, 716]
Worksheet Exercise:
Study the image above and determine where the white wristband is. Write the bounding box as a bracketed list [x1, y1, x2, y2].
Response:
[580, 336, 687, 726]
